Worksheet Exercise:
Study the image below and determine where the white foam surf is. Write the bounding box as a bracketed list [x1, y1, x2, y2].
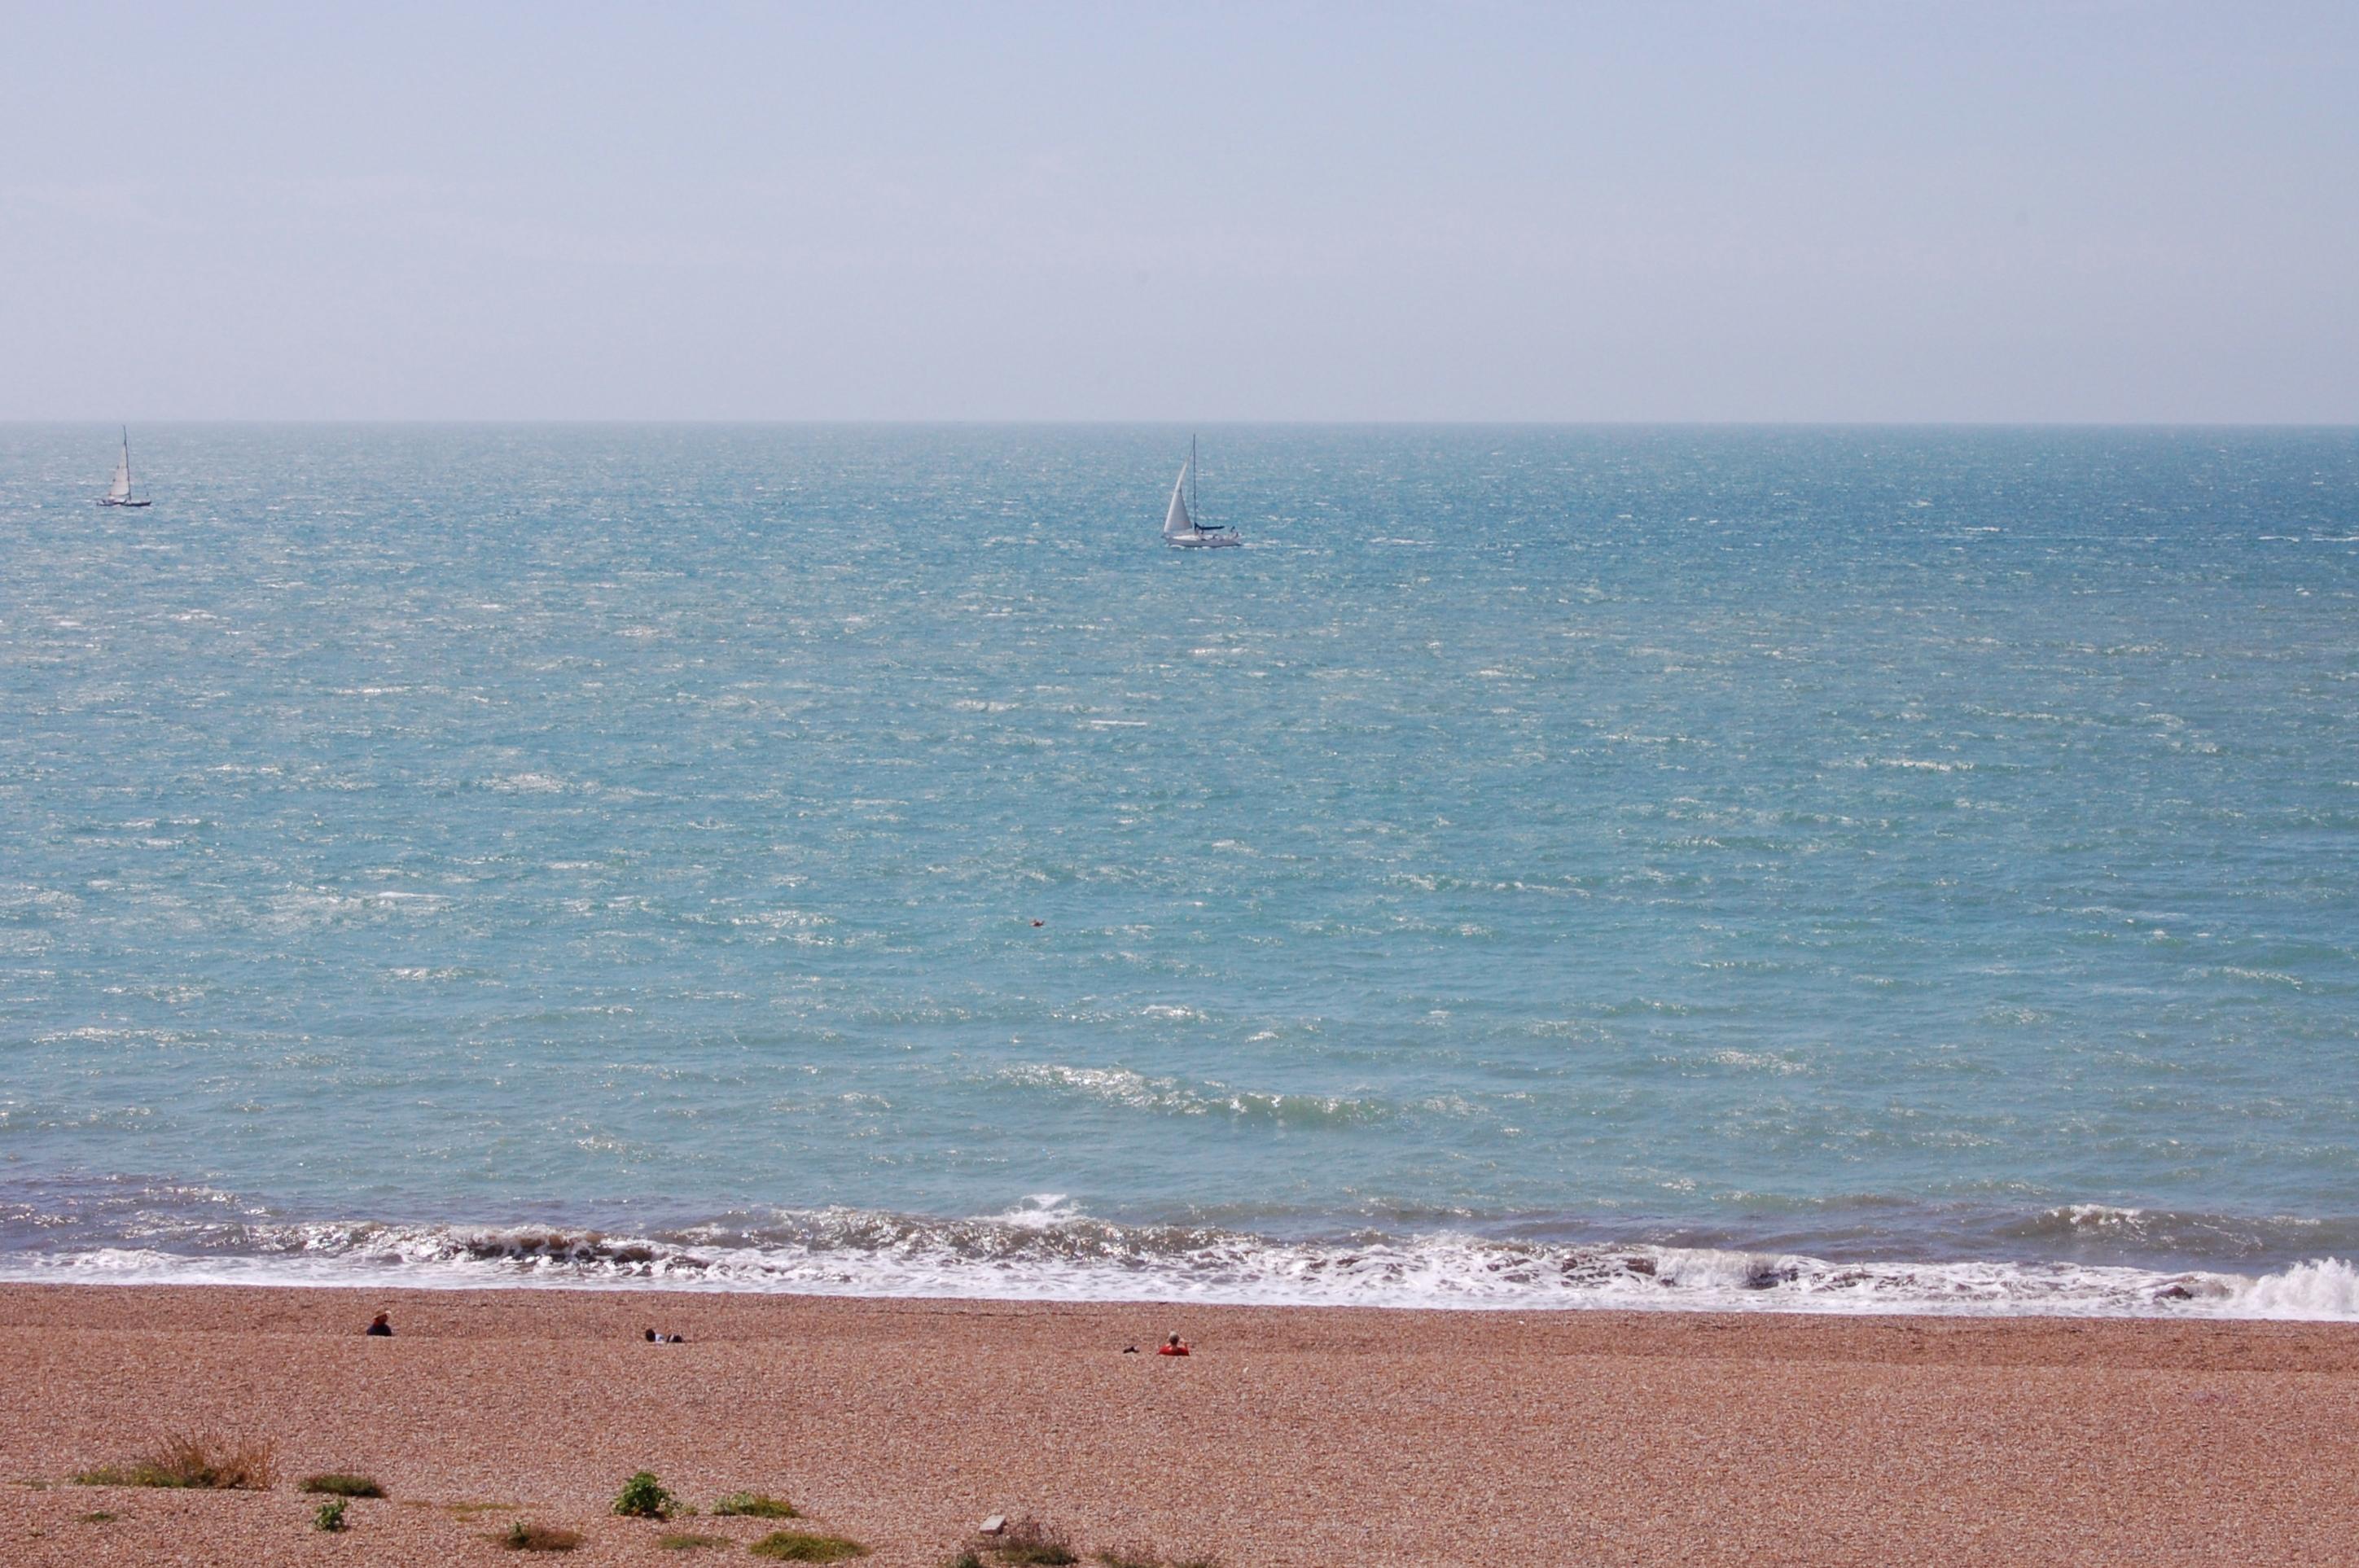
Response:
[4, 1205, 2357, 1320]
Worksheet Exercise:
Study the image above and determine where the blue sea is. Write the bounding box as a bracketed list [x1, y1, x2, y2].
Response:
[3, 424, 2357, 1316]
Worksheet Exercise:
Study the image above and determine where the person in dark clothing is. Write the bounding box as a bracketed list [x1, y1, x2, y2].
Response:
[366, 1312, 393, 1337]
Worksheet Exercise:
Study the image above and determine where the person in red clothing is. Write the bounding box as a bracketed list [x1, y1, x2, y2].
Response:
[1155, 1332, 1190, 1356]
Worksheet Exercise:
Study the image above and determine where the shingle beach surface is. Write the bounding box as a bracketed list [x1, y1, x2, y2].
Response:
[4, 1284, 2357, 1565]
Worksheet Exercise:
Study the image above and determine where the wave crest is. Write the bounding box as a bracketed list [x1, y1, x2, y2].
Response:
[4, 1200, 2357, 1320]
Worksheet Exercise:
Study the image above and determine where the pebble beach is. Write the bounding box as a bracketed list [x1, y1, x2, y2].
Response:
[6, 1283, 2357, 1566]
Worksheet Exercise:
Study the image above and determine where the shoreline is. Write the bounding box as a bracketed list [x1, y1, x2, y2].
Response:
[7, 1236, 2357, 1321]
[15, 1194, 2359, 1320]
[11, 1282, 2359, 1565]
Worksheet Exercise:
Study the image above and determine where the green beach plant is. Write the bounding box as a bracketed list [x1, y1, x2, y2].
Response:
[613, 1469, 677, 1519]
[748, 1528, 872, 1561]
[301, 1473, 386, 1499]
[314, 1498, 350, 1532]
[714, 1491, 800, 1518]
[658, 1533, 730, 1551]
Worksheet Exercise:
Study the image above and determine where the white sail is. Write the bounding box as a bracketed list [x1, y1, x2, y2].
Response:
[1163, 459, 1194, 538]
[107, 439, 132, 501]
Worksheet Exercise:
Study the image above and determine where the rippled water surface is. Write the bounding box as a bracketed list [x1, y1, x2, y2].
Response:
[2, 425, 2356, 1313]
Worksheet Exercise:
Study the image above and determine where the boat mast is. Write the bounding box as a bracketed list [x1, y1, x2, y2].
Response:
[1192, 433, 1199, 529]
[122, 427, 132, 488]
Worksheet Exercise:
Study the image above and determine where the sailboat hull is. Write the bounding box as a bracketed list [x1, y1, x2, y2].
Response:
[1167, 530, 1240, 549]
[98, 497, 152, 508]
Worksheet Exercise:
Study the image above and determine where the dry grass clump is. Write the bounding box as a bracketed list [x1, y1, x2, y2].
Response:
[962, 1522, 1212, 1568]
[715, 1491, 800, 1518]
[984, 1518, 1078, 1567]
[74, 1434, 278, 1491]
[749, 1528, 873, 1561]
[301, 1472, 386, 1498]
[659, 1534, 731, 1551]
[497, 1521, 585, 1552]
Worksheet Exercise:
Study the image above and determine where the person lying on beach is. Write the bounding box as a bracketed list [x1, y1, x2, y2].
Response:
[1156, 1333, 1190, 1356]
[366, 1312, 393, 1337]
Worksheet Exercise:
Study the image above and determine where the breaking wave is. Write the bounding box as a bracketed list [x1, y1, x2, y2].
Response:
[4, 1193, 2357, 1320]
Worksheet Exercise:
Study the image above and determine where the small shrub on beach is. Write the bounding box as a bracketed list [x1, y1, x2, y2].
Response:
[659, 1534, 730, 1551]
[73, 1465, 147, 1488]
[77, 1512, 116, 1524]
[986, 1518, 1078, 1567]
[314, 1498, 350, 1533]
[498, 1521, 584, 1552]
[749, 1529, 872, 1561]
[715, 1491, 800, 1518]
[302, 1473, 386, 1499]
[614, 1469, 677, 1519]
[1096, 1552, 1218, 1568]
[74, 1434, 278, 1491]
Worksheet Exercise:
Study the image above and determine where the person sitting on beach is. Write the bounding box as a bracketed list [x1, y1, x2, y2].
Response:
[366, 1312, 393, 1337]
[1155, 1333, 1189, 1356]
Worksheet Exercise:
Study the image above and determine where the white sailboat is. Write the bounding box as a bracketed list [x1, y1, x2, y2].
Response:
[1163, 436, 1239, 549]
[99, 427, 152, 508]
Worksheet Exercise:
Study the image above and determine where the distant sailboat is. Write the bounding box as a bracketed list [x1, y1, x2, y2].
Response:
[99, 428, 152, 508]
[1163, 436, 1239, 549]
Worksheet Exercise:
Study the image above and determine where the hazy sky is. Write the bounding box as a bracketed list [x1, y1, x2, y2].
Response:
[5, 2, 2355, 422]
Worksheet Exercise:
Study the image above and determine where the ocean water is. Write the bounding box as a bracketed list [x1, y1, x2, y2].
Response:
[2, 423, 2357, 1316]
